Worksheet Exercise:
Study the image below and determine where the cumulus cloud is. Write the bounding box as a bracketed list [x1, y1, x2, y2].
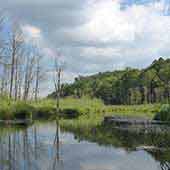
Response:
[64, 0, 170, 45]
[58, 0, 170, 70]
[1, 0, 170, 95]
[22, 25, 41, 38]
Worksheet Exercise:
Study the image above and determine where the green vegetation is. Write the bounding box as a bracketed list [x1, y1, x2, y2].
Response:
[0, 96, 159, 124]
[50, 58, 170, 105]
[0, 97, 34, 120]
[62, 123, 170, 150]
[58, 97, 159, 130]
[0, 58, 169, 125]
[154, 104, 170, 121]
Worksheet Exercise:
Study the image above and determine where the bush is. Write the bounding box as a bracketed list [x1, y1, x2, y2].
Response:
[0, 106, 12, 120]
[60, 108, 81, 119]
[154, 104, 170, 121]
[33, 106, 56, 119]
[12, 102, 33, 120]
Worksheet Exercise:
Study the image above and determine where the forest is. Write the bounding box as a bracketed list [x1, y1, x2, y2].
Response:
[51, 57, 170, 105]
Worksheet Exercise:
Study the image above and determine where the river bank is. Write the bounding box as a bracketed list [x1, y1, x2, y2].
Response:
[0, 96, 161, 127]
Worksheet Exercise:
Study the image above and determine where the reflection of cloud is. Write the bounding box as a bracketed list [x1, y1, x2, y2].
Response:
[81, 163, 116, 170]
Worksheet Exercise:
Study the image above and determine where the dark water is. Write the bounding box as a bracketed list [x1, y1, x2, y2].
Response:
[0, 122, 170, 170]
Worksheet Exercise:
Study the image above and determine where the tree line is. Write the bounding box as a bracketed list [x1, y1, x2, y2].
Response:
[0, 14, 46, 101]
[51, 57, 170, 105]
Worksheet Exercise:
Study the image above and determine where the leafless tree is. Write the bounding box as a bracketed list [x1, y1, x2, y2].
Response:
[9, 24, 24, 98]
[53, 57, 64, 116]
[34, 54, 45, 101]
[0, 13, 10, 96]
[23, 51, 36, 100]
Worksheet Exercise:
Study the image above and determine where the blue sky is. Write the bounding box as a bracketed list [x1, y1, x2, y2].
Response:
[1, 0, 170, 95]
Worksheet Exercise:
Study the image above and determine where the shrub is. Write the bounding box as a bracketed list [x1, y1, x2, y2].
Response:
[0, 105, 12, 120]
[0, 99, 13, 120]
[12, 102, 33, 120]
[33, 106, 55, 119]
[60, 108, 81, 119]
[154, 104, 170, 121]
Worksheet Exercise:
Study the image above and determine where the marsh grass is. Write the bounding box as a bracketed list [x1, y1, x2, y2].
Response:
[0, 96, 160, 124]
[58, 97, 160, 130]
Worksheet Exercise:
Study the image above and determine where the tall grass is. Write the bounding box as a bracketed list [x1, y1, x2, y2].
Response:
[0, 96, 160, 125]
[0, 97, 33, 120]
[59, 97, 160, 130]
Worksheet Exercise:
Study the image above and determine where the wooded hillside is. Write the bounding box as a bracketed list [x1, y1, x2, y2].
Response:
[50, 57, 170, 105]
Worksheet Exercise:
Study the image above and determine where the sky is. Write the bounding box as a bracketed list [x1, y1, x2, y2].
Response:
[1, 0, 170, 96]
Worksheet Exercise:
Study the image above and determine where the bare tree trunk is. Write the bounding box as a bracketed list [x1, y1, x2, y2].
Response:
[18, 66, 23, 100]
[9, 37, 16, 98]
[23, 55, 35, 100]
[14, 56, 19, 100]
[35, 58, 40, 101]
[56, 68, 61, 114]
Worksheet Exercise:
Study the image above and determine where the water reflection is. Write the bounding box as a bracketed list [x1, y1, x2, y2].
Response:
[0, 123, 170, 170]
[0, 124, 63, 170]
[51, 122, 63, 170]
[62, 124, 170, 170]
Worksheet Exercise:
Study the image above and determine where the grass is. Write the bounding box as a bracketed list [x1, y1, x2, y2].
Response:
[58, 96, 160, 130]
[0, 97, 34, 120]
[0, 96, 161, 127]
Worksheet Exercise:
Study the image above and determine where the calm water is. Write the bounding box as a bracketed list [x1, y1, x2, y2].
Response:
[0, 122, 170, 170]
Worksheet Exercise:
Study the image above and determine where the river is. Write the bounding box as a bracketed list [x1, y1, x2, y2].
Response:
[0, 122, 169, 170]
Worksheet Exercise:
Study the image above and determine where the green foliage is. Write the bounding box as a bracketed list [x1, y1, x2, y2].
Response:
[0, 97, 14, 120]
[0, 102, 12, 120]
[59, 97, 157, 130]
[0, 99, 33, 120]
[0, 95, 158, 126]
[11, 102, 33, 120]
[34, 106, 55, 119]
[51, 58, 170, 105]
[60, 108, 81, 119]
[154, 104, 170, 121]
[31, 99, 56, 119]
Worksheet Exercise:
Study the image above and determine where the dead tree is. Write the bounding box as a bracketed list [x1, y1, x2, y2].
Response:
[34, 54, 43, 101]
[9, 25, 24, 98]
[53, 58, 63, 116]
[0, 11, 5, 53]
[0, 61, 11, 95]
[23, 51, 36, 100]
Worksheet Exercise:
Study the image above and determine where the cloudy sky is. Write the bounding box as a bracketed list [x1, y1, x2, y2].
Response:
[1, 0, 170, 95]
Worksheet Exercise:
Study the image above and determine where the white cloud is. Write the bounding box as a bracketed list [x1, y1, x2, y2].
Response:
[21, 24, 46, 48]
[57, 0, 170, 72]
[22, 25, 41, 39]
[65, 0, 170, 45]
[3, 0, 170, 95]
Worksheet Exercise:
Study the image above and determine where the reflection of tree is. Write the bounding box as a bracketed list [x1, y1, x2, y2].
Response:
[0, 125, 65, 170]
[63, 124, 170, 168]
[0, 126, 46, 169]
[34, 125, 38, 160]
[51, 121, 64, 170]
[8, 134, 12, 170]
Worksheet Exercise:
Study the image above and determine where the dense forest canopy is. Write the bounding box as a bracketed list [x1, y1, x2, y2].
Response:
[50, 57, 170, 105]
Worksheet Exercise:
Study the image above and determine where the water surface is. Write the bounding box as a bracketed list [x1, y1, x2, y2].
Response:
[0, 122, 169, 170]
